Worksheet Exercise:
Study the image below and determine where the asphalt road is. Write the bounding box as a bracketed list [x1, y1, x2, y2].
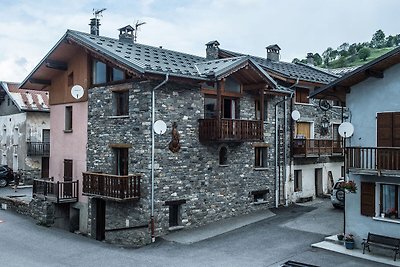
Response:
[0, 199, 389, 267]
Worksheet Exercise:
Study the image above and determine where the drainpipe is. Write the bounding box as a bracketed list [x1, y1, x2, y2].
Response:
[274, 79, 298, 208]
[151, 73, 169, 243]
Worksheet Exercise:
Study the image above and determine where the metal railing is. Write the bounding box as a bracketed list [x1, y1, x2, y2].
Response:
[82, 172, 141, 200]
[199, 119, 263, 142]
[27, 142, 50, 156]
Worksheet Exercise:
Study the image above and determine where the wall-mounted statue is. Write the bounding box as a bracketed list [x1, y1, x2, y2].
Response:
[169, 122, 181, 153]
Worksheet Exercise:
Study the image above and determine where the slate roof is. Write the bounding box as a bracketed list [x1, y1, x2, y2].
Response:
[219, 49, 338, 84]
[68, 30, 208, 80]
[0, 81, 49, 112]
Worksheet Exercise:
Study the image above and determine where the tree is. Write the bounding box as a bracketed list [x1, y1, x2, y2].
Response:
[385, 35, 395, 47]
[292, 58, 300, 64]
[371, 29, 385, 48]
[348, 43, 357, 55]
[322, 47, 333, 66]
[358, 47, 371, 61]
[313, 53, 323, 66]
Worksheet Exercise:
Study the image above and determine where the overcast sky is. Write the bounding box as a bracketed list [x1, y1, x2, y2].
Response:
[1, 0, 399, 82]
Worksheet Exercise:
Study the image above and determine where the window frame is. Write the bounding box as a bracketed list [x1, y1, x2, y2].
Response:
[92, 59, 126, 86]
[254, 146, 268, 168]
[294, 170, 302, 192]
[113, 90, 129, 116]
[64, 106, 73, 132]
[379, 183, 399, 219]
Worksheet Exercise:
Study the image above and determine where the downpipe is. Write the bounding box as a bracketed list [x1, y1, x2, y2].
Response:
[151, 73, 169, 242]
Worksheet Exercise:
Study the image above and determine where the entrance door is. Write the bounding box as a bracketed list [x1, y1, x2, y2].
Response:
[222, 98, 239, 119]
[95, 199, 106, 241]
[315, 168, 323, 197]
[63, 159, 73, 197]
[41, 157, 49, 178]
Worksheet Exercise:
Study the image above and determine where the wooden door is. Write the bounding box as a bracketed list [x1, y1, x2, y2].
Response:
[95, 199, 106, 241]
[41, 157, 49, 178]
[63, 159, 73, 197]
[315, 168, 323, 197]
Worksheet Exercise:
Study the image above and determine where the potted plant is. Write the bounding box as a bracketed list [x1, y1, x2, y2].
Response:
[341, 180, 357, 193]
[386, 208, 398, 219]
[344, 233, 355, 249]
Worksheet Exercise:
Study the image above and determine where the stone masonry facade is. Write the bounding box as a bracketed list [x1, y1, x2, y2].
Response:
[86, 80, 285, 246]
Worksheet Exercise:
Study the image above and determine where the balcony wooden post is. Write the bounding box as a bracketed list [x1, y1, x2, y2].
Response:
[216, 80, 222, 140]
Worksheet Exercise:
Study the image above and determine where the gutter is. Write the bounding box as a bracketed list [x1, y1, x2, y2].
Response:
[150, 73, 169, 242]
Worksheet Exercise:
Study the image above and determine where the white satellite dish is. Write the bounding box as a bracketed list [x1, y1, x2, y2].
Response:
[291, 110, 301, 121]
[153, 120, 167, 135]
[338, 122, 354, 138]
[71, 85, 84, 100]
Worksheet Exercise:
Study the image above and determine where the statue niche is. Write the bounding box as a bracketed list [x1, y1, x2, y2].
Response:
[169, 122, 181, 153]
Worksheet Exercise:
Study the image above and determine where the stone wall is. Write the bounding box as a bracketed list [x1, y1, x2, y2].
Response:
[86, 81, 283, 245]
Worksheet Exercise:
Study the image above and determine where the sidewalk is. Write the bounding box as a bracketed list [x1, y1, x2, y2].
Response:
[312, 235, 400, 267]
[0, 185, 33, 203]
[163, 209, 276, 244]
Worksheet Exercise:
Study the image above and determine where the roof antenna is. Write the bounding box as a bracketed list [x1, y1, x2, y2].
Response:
[133, 20, 146, 42]
[90, 8, 106, 35]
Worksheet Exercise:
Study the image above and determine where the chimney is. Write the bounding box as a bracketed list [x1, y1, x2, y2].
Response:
[89, 18, 100, 35]
[266, 44, 281, 62]
[206, 40, 220, 60]
[307, 53, 314, 65]
[118, 25, 135, 43]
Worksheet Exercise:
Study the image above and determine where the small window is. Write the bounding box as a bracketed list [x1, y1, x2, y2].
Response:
[255, 147, 268, 168]
[294, 170, 302, 192]
[224, 77, 241, 93]
[295, 88, 309, 104]
[113, 91, 129, 116]
[68, 72, 74, 87]
[219, 146, 228, 165]
[112, 68, 124, 81]
[93, 61, 107, 84]
[64, 106, 73, 132]
[165, 200, 186, 228]
[204, 96, 217, 118]
[255, 99, 261, 120]
[251, 189, 269, 203]
[380, 184, 399, 219]
[264, 98, 268, 121]
[114, 147, 129, 175]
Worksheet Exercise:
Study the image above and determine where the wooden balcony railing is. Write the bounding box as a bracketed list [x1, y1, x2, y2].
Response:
[292, 138, 343, 157]
[82, 172, 141, 201]
[199, 119, 263, 142]
[33, 179, 78, 203]
[346, 147, 400, 171]
[27, 142, 50, 156]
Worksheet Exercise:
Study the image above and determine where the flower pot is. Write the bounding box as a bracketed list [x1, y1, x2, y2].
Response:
[345, 241, 355, 249]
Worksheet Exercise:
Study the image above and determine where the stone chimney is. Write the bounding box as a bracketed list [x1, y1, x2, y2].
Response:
[206, 40, 220, 60]
[307, 53, 314, 65]
[266, 44, 281, 62]
[118, 25, 135, 43]
[89, 18, 100, 35]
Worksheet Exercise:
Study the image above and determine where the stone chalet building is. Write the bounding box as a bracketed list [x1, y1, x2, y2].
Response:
[0, 81, 50, 183]
[21, 22, 342, 246]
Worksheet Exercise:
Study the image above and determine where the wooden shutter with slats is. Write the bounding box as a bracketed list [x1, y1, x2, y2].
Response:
[361, 182, 375, 217]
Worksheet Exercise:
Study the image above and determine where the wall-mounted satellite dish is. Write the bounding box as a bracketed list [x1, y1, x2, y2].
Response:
[71, 85, 84, 100]
[338, 122, 354, 138]
[291, 110, 301, 121]
[153, 120, 167, 135]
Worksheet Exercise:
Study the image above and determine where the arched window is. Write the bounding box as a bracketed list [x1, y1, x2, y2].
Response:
[219, 146, 228, 165]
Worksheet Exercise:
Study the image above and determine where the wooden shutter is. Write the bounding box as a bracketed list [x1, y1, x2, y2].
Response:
[63, 159, 73, 181]
[377, 113, 393, 147]
[393, 112, 400, 147]
[296, 122, 311, 139]
[295, 88, 309, 104]
[361, 182, 375, 216]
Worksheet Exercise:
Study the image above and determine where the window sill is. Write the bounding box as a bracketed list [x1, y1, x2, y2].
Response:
[253, 200, 268, 205]
[63, 130, 73, 133]
[294, 102, 314, 106]
[219, 164, 229, 167]
[373, 217, 400, 224]
[168, 226, 184, 231]
[254, 167, 268, 171]
[108, 115, 129, 119]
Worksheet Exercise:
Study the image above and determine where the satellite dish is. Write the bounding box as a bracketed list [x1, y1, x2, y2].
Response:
[153, 120, 167, 135]
[291, 110, 301, 121]
[338, 122, 354, 138]
[71, 85, 84, 100]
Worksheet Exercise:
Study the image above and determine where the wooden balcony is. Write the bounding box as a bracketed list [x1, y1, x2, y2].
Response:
[199, 119, 263, 142]
[346, 147, 400, 173]
[33, 179, 78, 203]
[82, 172, 141, 201]
[292, 139, 343, 157]
[27, 142, 50, 156]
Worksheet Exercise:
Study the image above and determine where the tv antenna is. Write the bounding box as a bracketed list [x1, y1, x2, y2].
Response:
[134, 20, 146, 42]
[93, 8, 106, 18]
[90, 8, 106, 35]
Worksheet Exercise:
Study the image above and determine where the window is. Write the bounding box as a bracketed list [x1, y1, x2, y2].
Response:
[114, 147, 128, 175]
[255, 147, 268, 168]
[219, 146, 228, 165]
[204, 96, 217, 118]
[68, 72, 74, 87]
[222, 98, 239, 119]
[296, 122, 312, 139]
[380, 184, 399, 219]
[224, 77, 241, 93]
[165, 200, 186, 228]
[295, 88, 309, 104]
[113, 91, 129, 116]
[255, 99, 261, 120]
[65, 106, 73, 132]
[361, 182, 375, 217]
[13, 127, 18, 145]
[92, 60, 125, 85]
[294, 170, 302, 192]
[251, 189, 269, 203]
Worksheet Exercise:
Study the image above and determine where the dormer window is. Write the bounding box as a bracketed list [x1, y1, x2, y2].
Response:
[92, 60, 125, 85]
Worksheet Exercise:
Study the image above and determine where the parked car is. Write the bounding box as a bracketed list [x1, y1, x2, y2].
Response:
[331, 179, 345, 208]
[0, 165, 14, 187]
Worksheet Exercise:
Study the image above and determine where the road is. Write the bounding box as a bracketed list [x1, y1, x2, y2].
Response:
[0, 199, 389, 267]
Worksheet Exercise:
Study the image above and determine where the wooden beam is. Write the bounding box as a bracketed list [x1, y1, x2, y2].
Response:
[29, 78, 51, 85]
[45, 59, 68, 71]
[243, 83, 267, 90]
[365, 69, 384, 78]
